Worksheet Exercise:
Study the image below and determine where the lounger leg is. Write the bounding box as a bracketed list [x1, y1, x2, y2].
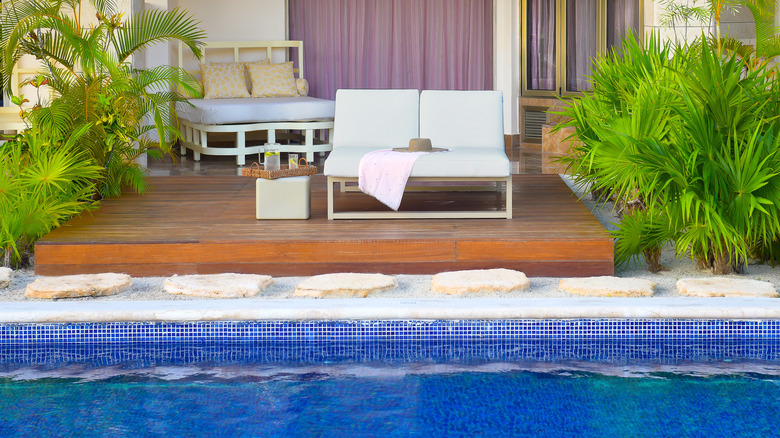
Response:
[236, 131, 246, 166]
[268, 128, 276, 144]
[327, 177, 335, 220]
[505, 176, 513, 219]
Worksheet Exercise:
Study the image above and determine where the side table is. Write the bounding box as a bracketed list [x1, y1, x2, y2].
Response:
[256, 175, 311, 219]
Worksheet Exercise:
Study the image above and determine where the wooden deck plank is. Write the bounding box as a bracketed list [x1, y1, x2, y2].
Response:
[35, 174, 614, 277]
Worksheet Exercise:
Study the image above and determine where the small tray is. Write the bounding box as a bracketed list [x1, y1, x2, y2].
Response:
[242, 159, 317, 179]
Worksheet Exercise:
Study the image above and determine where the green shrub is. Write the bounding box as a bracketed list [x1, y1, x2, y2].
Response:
[0, 125, 102, 268]
[1, 0, 205, 198]
[558, 34, 780, 273]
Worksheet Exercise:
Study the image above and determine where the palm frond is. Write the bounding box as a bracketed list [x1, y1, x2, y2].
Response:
[113, 8, 205, 62]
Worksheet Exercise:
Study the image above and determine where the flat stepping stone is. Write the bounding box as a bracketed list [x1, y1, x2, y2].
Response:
[294, 273, 397, 298]
[677, 277, 777, 297]
[26, 273, 131, 299]
[0, 267, 11, 289]
[164, 273, 272, 298]
[432, 269, 530, 295]
[559, 276, 655, 297]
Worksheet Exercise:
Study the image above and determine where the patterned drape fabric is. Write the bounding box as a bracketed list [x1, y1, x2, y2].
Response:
[288, 0, 493, 100]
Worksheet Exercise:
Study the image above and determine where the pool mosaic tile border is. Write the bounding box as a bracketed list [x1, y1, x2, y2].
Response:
[3, 339, 780, 367]
[2, 319, 780, 345]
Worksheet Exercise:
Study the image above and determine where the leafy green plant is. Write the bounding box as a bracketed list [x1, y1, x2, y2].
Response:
[0, 124, 101, 268]
[0, 0, 205, 197]
[558, 33, 780, 274]
[658, 0, 780, 63]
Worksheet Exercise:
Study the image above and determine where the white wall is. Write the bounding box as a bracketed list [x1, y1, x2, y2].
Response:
[643, 0, 711, 45]
[494, 0, 519, 135]
[181, 0, 286, 42]
[142, 0, 286, 69]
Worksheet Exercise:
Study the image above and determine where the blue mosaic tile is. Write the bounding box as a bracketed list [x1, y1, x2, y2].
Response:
[2, 319, 780, 345]
[1, 320, 780, 368]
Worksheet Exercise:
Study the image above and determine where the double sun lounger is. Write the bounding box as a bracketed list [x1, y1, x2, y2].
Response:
[323, 89, 513, 220]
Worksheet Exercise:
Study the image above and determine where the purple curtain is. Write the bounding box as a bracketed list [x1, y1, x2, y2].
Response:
[607, 0, 640, 49]
[288, 0, 493, 100]
[528, 0, 556, 91]
[566, 0, 598, 92]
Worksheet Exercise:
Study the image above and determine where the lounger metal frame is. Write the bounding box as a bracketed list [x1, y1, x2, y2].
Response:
[326, 176, 513, 220]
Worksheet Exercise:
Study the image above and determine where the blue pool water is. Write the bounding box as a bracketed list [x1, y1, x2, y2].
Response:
[2, 319, 780, 436]
[0, 365, 779, 437]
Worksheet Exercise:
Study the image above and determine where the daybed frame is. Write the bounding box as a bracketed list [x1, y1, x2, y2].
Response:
[177, 41, 333, 165]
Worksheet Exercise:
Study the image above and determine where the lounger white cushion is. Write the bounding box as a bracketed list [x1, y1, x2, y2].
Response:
[420, 90, 505, 150]
[324, 147, 510, 178]
[332, 89, 419, 149]
[177, 96, 335, 125]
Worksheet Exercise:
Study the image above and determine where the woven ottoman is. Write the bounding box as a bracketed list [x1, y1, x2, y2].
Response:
[256, 176, 311, 219]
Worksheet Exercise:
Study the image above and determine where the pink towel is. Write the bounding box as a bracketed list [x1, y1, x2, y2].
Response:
[358, 149, 427, 211]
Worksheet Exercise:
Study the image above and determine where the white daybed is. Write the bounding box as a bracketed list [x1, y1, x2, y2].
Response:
[177, 41, 334, 165]
[323, 89, 512, 220]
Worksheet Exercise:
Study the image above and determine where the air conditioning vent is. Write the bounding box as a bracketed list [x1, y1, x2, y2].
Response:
[523, 108, 548, 142]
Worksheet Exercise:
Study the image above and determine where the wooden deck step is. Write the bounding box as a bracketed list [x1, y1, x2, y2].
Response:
[34, 174, 614, 277]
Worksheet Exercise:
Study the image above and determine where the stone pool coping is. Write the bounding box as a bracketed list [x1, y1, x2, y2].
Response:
[2, 297, 780, 323]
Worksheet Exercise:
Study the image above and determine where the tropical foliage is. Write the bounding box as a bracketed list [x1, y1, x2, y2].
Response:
[0, 124, 101, 268]
[0, 0, 205, 267]
[558, 31, 780, 274]
[658, 0, 780, 63]
[0, 0, 205, 197]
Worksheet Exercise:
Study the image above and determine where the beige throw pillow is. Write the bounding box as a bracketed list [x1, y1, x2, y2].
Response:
[247, 61, 298, 98]
[200, 62, 250, 99]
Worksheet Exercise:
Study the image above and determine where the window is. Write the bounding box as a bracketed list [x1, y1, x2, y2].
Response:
[522, 0, 641, 95]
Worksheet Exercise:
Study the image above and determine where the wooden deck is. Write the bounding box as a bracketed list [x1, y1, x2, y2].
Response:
[34, 175, 614, 277]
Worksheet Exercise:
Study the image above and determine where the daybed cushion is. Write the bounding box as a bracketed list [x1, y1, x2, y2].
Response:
[247, 61, 298, 98]
[200, 62, 251, 99]
[324, 146, 511, 178]
[177, 96, 335, 125]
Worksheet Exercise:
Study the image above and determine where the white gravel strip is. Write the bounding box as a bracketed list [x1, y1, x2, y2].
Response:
[1, 297, 779, 323]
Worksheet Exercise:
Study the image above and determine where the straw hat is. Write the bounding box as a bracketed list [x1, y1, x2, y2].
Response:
[393, 138, 447, 153]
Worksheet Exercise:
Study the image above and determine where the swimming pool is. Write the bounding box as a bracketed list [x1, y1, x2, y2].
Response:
[1, 319, 779, 437]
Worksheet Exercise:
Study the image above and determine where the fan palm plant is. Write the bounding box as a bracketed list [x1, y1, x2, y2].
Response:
[659, 0, 780, 63]
[560, 31, 780, 273]
[0, 123, 101, 268]
[0, 0, 205, 197]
